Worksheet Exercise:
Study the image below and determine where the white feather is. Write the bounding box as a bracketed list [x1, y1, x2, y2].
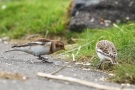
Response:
[96, 50, 111, 62]
[14, 42, 52, 56]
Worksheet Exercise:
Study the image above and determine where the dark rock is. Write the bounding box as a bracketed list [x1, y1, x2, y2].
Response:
[68, 0, 135, 32]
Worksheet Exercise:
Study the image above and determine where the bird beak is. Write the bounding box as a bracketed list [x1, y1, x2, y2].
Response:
[63, 47, 66, 50]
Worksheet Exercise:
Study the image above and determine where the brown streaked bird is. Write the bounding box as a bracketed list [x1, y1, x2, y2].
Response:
[5, 38, 65, 63]
[96, 40, 118, 68]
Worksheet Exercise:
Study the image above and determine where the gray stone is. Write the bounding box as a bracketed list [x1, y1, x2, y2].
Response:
[69, 0, 135, 32]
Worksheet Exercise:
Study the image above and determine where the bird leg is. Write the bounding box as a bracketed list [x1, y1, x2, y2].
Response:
[97, 61, 103, 69]
[108, 61, 113, 66]
[37, 55, 46, 60]
[37, 55, 53, 63]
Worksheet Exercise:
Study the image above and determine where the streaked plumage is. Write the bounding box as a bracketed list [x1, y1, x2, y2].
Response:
[6, 38, 65, 63]
[96, 40, 118, 68]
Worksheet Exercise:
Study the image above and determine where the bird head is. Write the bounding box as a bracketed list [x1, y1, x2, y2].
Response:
[55, 41, 65, 51]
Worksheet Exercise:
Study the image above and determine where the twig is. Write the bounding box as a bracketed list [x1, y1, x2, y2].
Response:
[72, 53, 75, 61]
[113, 23, 125, 33]
[75, 46, 81, 56]
[37, 72, 133, 90]
[51, 53, 75, 75]
[51, 61, 74, 75]
[51, 40, 94, 75]
[45, 30, 49, 38]
[59, 40, 94, 55]
[52, 41, 94, 75]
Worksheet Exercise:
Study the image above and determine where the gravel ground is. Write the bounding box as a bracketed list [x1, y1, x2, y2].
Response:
[0, 42, 134, 90]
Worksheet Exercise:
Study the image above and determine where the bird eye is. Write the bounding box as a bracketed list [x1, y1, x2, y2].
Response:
[60, 45, 63, 47]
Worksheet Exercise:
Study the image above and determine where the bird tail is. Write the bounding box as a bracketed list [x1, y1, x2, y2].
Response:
[5, 45, 23, 53]
[4, 49, 19, 53]
[11, 45, 20, 48]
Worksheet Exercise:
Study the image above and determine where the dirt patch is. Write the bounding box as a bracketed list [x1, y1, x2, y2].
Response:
[0, 71, 29, 80]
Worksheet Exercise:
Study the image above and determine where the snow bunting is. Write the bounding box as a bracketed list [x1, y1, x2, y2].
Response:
[6, 38, 65, 63]
[96, 40, 118, 68]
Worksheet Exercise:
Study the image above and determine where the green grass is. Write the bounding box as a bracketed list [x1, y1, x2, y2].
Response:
[1, 0, 135, 84]
[66, 23, 135, 84]
[0, 0, 69, 38]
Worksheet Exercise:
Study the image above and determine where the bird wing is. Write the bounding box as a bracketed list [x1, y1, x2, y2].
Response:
[96, 40, 117, 55]
[12, 38, 52, 48]
[96, 41, 109, 55]
[34, 38, 52, 42]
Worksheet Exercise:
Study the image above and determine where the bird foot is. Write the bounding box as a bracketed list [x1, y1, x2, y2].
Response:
[108, 62, 112, 66]
[96, 64, 102, 69]
[42, 60, 53, 63]
[37, 56, 53, 63]
[38, 56, 48, 60]
[96, 61, 103, 69]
